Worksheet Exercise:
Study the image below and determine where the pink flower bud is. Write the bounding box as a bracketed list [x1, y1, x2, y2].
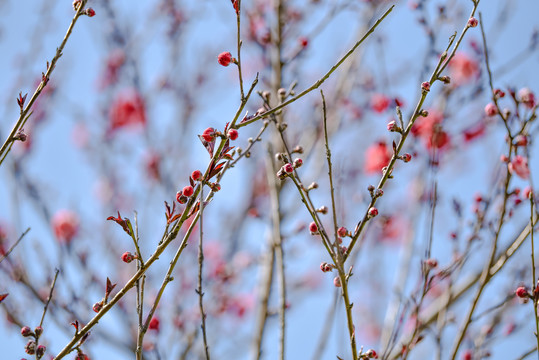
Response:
[421, 82, 430, 92]
[518, 87, 536, 109]
[36, 344, 46, 358]
[218, 52, 233, 67]
[93, 301, 103, 313]
[365, 349, 378, 359]
[368, 207, 379, 217]
[484, 103, 497, 117]
[425, 258, 438, 269]
[293, 158, 303, 168]
[309, 222, 318, 233]
[337, 227, 347, 237]
[34, 326, 43, 337]
[283, 163, 294, 173]
[387, 120, 398, 132]
[85, 8, 96, 17]
[21, 326, 32, 337]
[149, 316, 160, 332]
[333, 276, 341, 287]
[402, 153, 412, 163]
[514, 135, 528, 147]
[183, 185, 194, 197]
[515, 286, 528, 298]
[121, 251, 136, 263]
[228, 129, 239, 140]
[467, 17, 478, 27]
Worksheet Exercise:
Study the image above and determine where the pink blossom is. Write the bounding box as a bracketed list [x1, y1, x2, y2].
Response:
[508, 155, 530, 179]
[109, 89, 146, 132]
[364, 141, 391, 174]
[411, 109, 450, 149]
[448, 52, 479, 85]
[52, 210, 79, 244]
[518, 87, 536, 109]
[370, 94, 391, 113]
[484, 103, 497, 117]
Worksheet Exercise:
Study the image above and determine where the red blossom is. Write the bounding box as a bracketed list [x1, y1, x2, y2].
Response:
[370, 94, 391, 113]
[518, 87, 536, 109]
[364, 141, 391, 174]
[52, 210, 79, 244]
[448, 52, 479, 85]
[149, 316, 160, 332]
[228, 128, 239, 140]
[108, 89, 146, 132]
[508, 155, 530, 179]
[411, 109, 450, 150]
[218, 52, 233, 66]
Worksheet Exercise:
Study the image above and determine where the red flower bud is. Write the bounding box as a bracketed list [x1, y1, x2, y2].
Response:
[337, 227, 347, 237]
[121, 251, 136, 263]
[368, 207, 379, 217]
[283, 163, 294, 173]
[202, 127, 216, 142]
[228, 129, 239, 140]
[516, 286, 528, 298]
[309, 222, 318, 233]
[183, 185, 194, 197]
[467, 17, 478, 27]
[191, 170, 202, 181]
[21, 326, 32, 337]
[218, 52, 233, 67]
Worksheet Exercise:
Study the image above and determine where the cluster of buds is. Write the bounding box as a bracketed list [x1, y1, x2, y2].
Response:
[320, 262, 335, 273]
[121, 251, 137, 263]
[21, 325, 46, 358]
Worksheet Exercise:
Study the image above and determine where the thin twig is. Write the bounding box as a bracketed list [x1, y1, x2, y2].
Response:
[39, 269, 59, 328]
[237, 5, 394, 129]
[0, 0, 90, 167]
[197, 185, 211, 360]
[0, 227, 30, 264]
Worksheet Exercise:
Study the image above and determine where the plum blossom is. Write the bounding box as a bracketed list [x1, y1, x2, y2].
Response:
[508, 155, 530, 179]
[52, 210, 79, 244]
[108, 89, 146, 132]
[448, 52, 479, 85]
[364, 141, 391, 174]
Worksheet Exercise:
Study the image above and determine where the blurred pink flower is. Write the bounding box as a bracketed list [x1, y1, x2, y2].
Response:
[109, 89, 146, 132]
[370, 94, 391, 113]
[518, 87, 536, 109]
[364, 141, 391, 174]
[508, 155, 530, 179]
[411, 109, 450, 149]
[52, 210, 79, 244]
[448, 52, 479, 85]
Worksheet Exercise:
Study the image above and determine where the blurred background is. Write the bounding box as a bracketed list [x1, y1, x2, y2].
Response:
[1, 0, 539, 359]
